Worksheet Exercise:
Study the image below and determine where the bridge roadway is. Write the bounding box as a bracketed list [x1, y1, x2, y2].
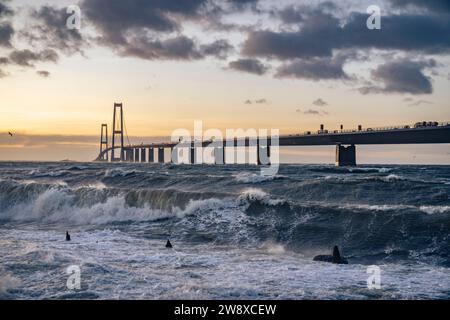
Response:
[96, 123, 450, 166]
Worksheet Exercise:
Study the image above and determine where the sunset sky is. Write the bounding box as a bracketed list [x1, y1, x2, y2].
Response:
[0, 0, 449, 163]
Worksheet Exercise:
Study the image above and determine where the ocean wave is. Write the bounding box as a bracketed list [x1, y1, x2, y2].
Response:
[0, 273, 20, 294]
[104, 168, 141, 178]
[0, 187, 232, 225]
[233, 172, 284, 184]
[419, 206, 450, 215]
[310, 167, 393, 174]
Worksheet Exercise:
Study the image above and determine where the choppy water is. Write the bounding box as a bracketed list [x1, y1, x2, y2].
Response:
[0, 162, 449, 299]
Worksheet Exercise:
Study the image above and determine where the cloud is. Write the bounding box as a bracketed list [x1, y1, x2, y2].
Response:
[117, 35, 231, 61]
[297, 108, 329, 116]
[0, 68, 6, 78]
[199, 39, 234, 59]
[0, 22, 13, 47]
[9, 49, 59, 67]
[82, 0, 208, 51]
[0, 1, 13, 18]
[389, 0, 450, 13]
[244, 98, 268, 105]
[0, 1, 13, 47]
[275, 56, 349, 81]
[276, 2, 337, 24]
[228, 58, 269, 75]
[36, 70, 50, 78]
[359, 59, 436, 95]
[408, 99, 434, 106]
[243, 12, 450, 61]
[313, 98, 328, 106]
[24, 6, 85, 55]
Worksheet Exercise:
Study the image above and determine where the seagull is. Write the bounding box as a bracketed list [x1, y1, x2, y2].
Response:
[8, 132, 13, 137]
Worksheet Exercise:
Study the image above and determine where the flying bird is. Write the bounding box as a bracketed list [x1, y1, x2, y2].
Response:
[8, 132, 13, 137]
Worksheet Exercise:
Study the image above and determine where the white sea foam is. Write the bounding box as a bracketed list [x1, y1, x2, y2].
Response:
[0, 187, 234, 225]
[238, 188, 285, 206]
[233, 172, 283, 184]
[419, 206, 450, 215]
[0, 274, 20, 294]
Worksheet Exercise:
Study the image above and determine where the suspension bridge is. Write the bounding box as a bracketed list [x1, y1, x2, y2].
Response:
[95, 103, 450, 166]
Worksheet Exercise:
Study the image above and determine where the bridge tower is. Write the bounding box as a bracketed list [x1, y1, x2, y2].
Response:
[99, 124, 108, 161]
[111, 103, 125, 161]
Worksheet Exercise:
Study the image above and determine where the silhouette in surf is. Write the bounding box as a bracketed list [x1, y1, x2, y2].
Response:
[165, 239, 173, 248]
[66, 231, 71, 241]
[313, 245, 348, 264]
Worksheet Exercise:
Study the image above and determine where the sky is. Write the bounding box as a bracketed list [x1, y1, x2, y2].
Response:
[0, 0, 449, 163]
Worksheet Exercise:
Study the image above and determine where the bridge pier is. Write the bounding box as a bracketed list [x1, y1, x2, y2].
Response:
[171, 147, 178, 164]
[190, 146, 196, 164]
[134, 149, 140, 163]
[335, 144, 356, 166]
[158, 147, 165, 163]
[257, 139, 271, 166]
[148, 147, 154, 163]
[124, 149, 133, 162]
[214, 147, 225, 164]
[141, 148, 146, 163]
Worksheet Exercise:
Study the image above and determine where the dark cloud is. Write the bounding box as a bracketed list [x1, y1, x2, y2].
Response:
[9, 49, 59, 67]
[25, 6, 85, 54]
[389, 0, 450, 13]
[275, 56, 349, 81]
[243, 12, 341, 60]
[82, 0, 207, 45]
[0, 22, 13, 47]
[81, 0, 234, 61]
[118, 35, 230, 60]
[0, 1, 13, 18]
[228, 58, 269, 75]
[243, 12, 450, 60]
[359, 59, 436, 95]
[313, 98, 328, 106]
[0, 57, 8, 64]
[36, 70, 50, 78]
[0, 1, 13, 48]
[276, 2, 337, 24]
[199, 39, 233, 59]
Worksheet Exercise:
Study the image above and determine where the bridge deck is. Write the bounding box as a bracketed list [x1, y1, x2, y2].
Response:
[96, 123, 450, 161]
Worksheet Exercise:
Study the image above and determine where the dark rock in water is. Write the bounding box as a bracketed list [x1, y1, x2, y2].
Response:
[313, 246, 348, 264]
[165, 239, 173, 248]
[65, 231, 71, 241]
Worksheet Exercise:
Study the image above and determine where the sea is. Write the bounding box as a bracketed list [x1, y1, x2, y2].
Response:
[0, 162, 449, 299]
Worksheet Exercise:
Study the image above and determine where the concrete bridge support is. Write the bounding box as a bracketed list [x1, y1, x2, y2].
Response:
[190, 147, 196, 164]
[148, 147, 154, 163]
[158, 147, 165, 163]
[214, 147, 225, 164]
[126, 149, 134, 162]
[171, 147, 178, 164]
[134, 149, 140, 163]
[335, 144, 356, 166]
[257, 138, 271, 165]
[257, 146, 271, 165]
[140, 148, 146, 163]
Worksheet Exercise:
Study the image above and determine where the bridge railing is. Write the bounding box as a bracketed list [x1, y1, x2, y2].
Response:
[294, 121, 450, 137]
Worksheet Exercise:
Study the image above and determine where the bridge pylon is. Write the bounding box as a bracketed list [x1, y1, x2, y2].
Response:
[111, 103, 125, 161]
[98, 123, 108, 161]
